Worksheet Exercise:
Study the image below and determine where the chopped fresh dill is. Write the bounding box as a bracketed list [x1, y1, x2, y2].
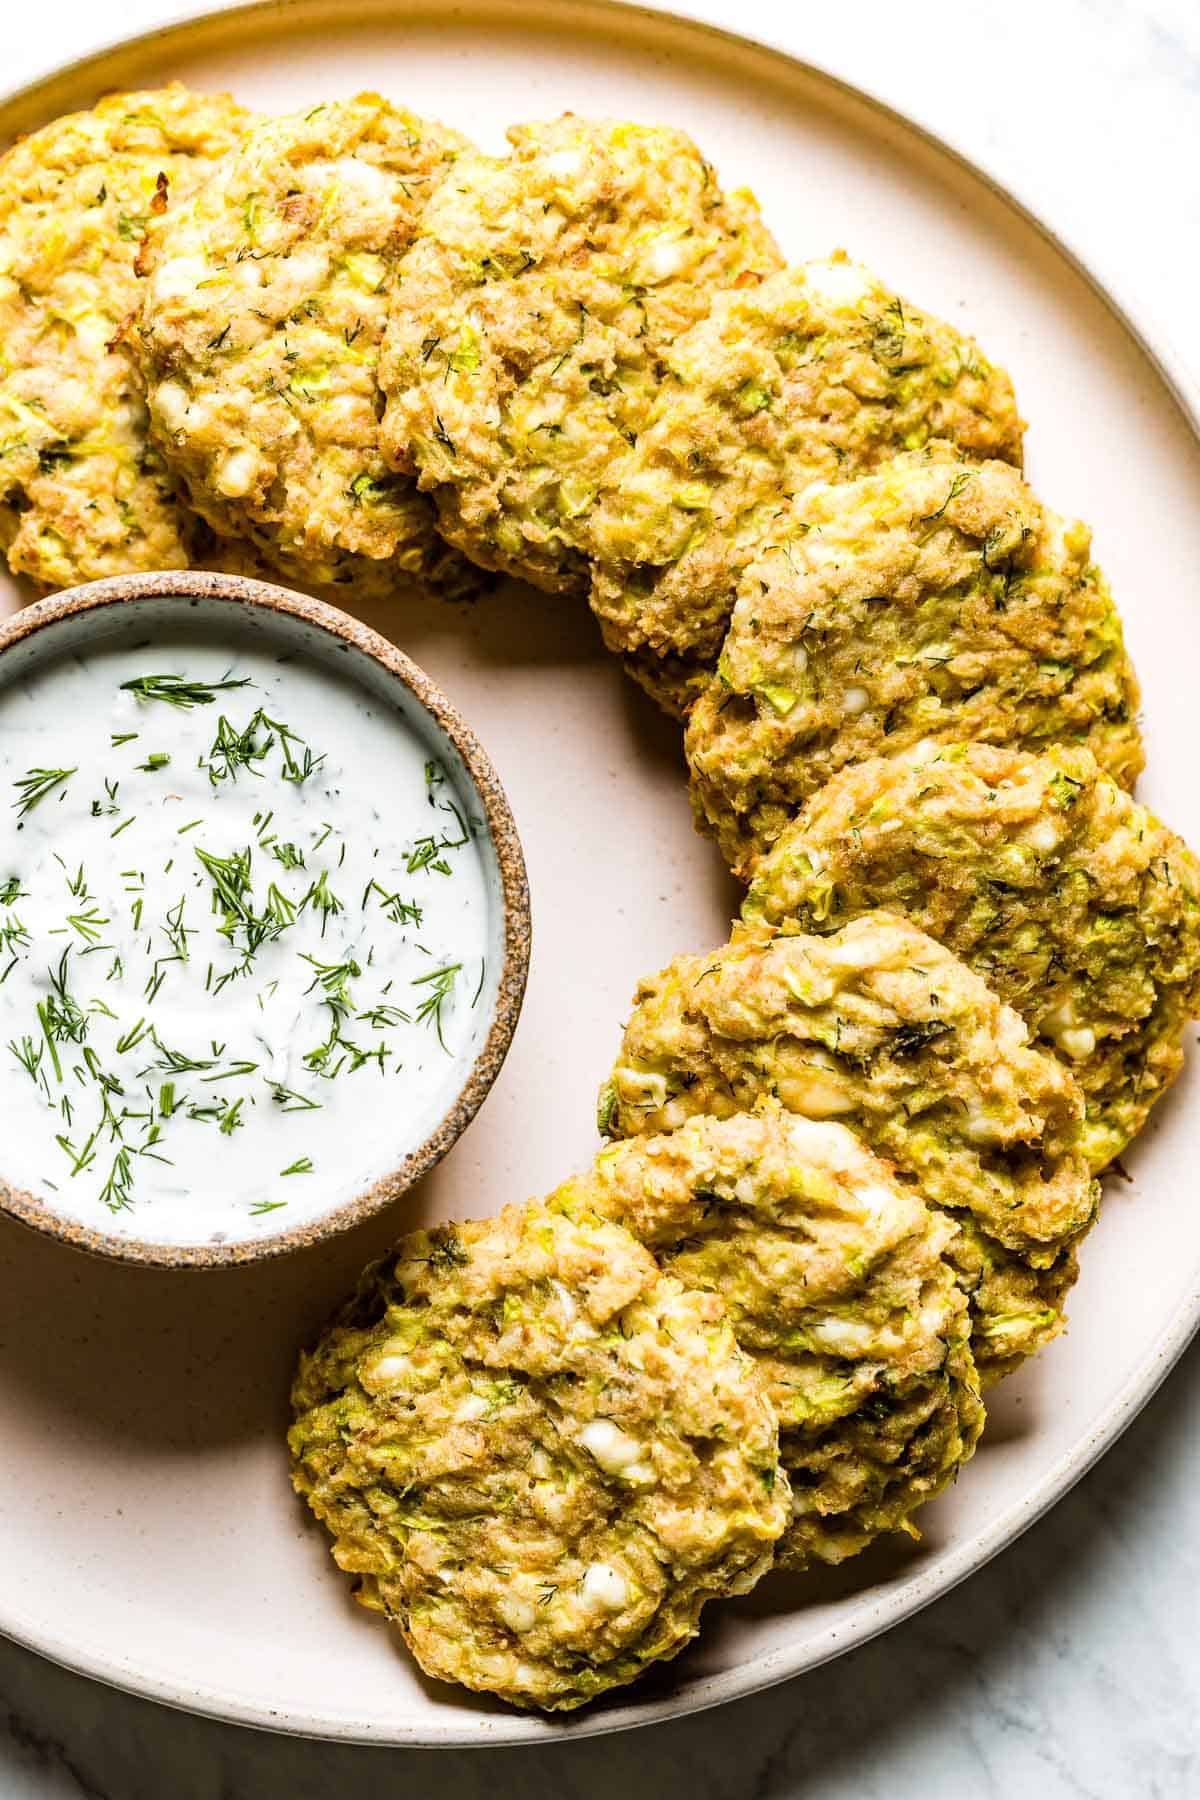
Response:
[1, 913, 31, 953]
[299, 868, 343, 935]
[120, 672, 251, 708]
[148, 1033, 216, 1075]
[65, 907, 110, 946]
[115, 1017, 150, 1055]
[359, 1003, 410, 1029]
[9, 1034, 44, 1083]
[58, 858, 90, 898]
[300, 951, 359, 997]
[265, 882, 296, 928]
[411, 962, 461, 1052]
[194, 843, 287, 960]
[13, 766, 76, 818]
[218, 1096, 245, 1136]
[98, 1147, 134, 1212]
[199, 1060, 259, 1085]
[280, 1155, 313, 1176]
[363, 879, 422, 926]
[205, 711, 272, 784]
[90, 778, 120, 818]
[270, 1084, 322, 1112]
[405, 836, 452, 877]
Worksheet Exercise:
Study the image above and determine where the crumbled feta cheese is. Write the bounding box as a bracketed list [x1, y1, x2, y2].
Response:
[580, 1562, 629, 1612]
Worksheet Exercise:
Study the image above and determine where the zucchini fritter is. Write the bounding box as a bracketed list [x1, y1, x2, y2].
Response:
[587, 253, 1023, 689]
[379, 115, 781, 594]
[136, 94, 474, 596]
[745, 742, 1200, 1169]
[569, 1103, 983, 1569]
[0, 84, 251, 588]
[290, 1198, 786, 1712]
[687, 446, 1143, 875]
[598, 911, 1097, 1378]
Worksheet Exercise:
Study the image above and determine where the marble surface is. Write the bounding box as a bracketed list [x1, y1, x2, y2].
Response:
[3, 0, 1200, 1793]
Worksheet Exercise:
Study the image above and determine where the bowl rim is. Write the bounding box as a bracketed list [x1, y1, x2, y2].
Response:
[0, 569, 532, 1269]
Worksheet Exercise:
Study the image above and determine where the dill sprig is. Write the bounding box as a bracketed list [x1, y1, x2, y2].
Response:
[9, 1034, 44, 1084]
[299, 869, 343, 936]
[205, 712, 272, 784]
[358, 1002, 410, 1030]
[65, 906, 110, 946]
[147, 1032, 216, 1076]
[13, 766, 76, 817]
[98, 1147, 134, 1212]
[300, 953, 360, 1013]
[194, 843, 291, 964]
[205, 708, 325, 788]
[90, 778, 120, 818]
[270, 1084, 321, 1113]
[411, 962, 461, 1052]
[363, 878, 422, 926]
[120, 672, 251, 708]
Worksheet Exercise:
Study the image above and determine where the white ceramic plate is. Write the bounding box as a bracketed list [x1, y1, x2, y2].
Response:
[2, 0, 1199, 1749]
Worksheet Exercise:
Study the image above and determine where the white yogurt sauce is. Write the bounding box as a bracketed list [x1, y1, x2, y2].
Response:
[0, 628, 493, 1243]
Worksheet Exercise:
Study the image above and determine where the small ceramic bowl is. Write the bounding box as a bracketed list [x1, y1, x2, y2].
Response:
[0, 572, 530, 1268]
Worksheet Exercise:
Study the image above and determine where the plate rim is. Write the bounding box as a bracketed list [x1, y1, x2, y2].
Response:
[1, 0, 1198, 1748]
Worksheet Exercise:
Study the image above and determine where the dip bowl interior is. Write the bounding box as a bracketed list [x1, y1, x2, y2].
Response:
[0, 572, 530, 1268]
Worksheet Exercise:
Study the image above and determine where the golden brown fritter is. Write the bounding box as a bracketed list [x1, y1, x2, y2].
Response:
[586, 253, 1024, 686]
[686, 447, 1142, 876]
[0, 84, 251, 588]
[379, 114, 781, 594]
[136, 94, 474, 596]
[289, 1196, 786, 1712]
[566, 1103, 983, 1568]
[598, 911, 1097, 1378]
[744, 741, 1200, 1169]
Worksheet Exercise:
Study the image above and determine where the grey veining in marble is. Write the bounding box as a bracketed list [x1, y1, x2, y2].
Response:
[3, 1, 1200, 1795]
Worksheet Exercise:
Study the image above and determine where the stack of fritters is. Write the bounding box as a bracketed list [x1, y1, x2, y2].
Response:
[290, 1106, 983, 1708]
